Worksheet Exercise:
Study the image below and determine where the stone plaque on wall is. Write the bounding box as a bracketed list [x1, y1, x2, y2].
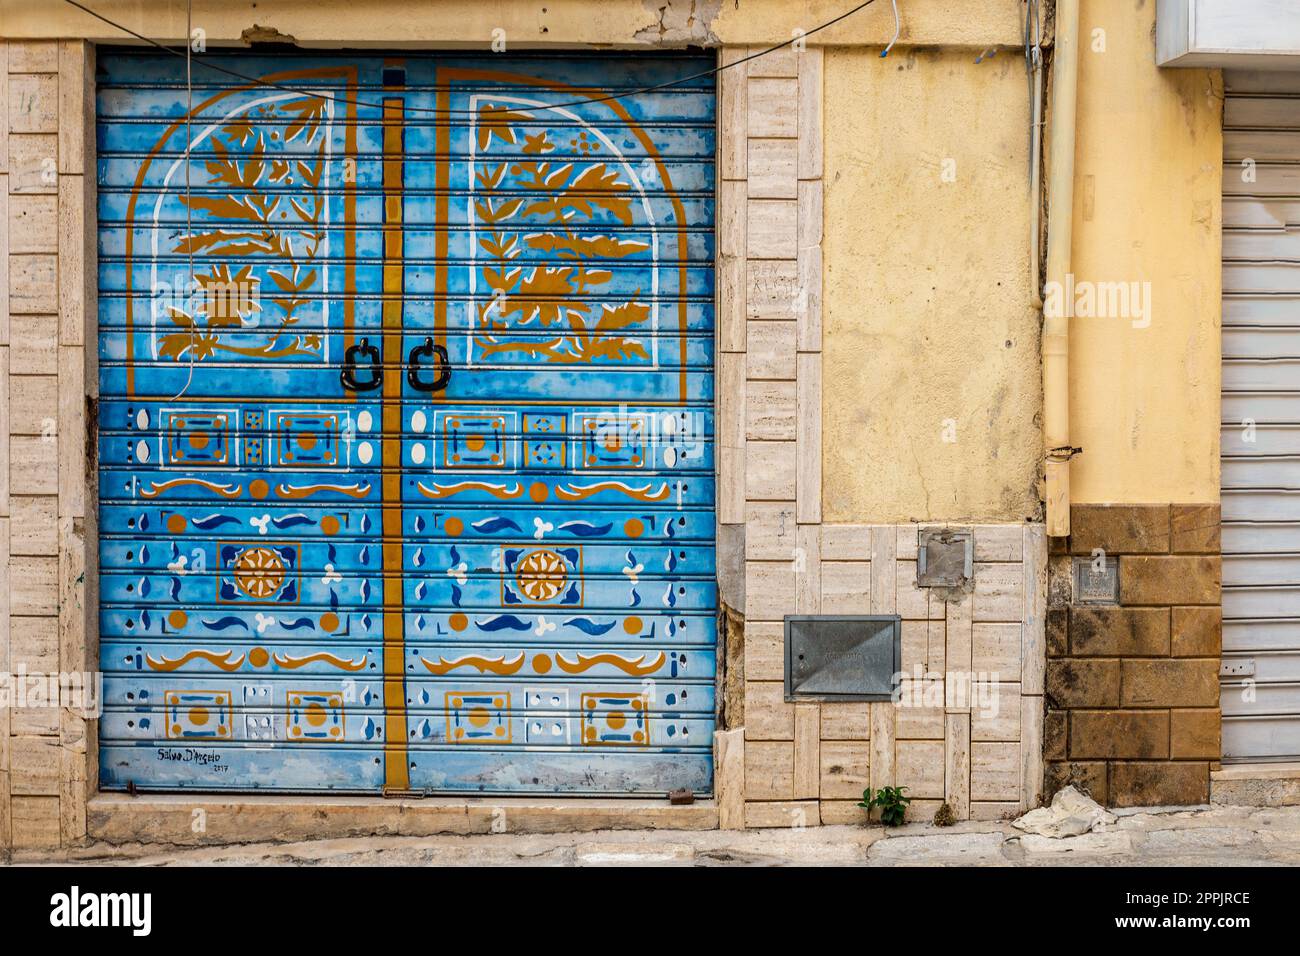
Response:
[1073, 556, 1120, 605]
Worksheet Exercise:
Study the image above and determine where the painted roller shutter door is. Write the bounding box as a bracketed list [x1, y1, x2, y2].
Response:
[1222, 70, 1300, 761]
[97, 51, 718, 793]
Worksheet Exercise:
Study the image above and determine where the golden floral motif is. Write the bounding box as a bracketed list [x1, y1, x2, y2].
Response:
[471, 102, 653, 364]
[159, 96, 330, 364]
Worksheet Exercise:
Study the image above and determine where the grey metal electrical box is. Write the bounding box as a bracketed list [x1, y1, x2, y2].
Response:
[783, 615, 902, 702]
[917, 528, 974, 588]
[1073, 556, 1120, 606]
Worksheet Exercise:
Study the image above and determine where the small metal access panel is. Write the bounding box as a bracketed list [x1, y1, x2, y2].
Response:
[917, 528, 974, 588]
[784, 615, 902, 702]
[1073, 556, 1120, 606]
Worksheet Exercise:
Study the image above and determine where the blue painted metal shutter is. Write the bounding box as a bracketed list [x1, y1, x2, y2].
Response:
[97, 52, 717, 793]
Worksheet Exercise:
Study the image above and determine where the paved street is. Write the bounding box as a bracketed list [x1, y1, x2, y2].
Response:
[15, 803, 1300, 866]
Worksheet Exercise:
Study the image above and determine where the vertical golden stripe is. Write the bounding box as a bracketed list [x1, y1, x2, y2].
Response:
[381, 95, 409, 791]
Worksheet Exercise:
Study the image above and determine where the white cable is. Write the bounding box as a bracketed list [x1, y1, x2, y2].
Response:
[881, 0, 900, 57]
[1026, 0, 1042, 182]
[169, 0, 196, 401]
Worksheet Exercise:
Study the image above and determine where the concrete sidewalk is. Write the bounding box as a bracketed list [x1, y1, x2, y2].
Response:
[11, 803, 1300, 866]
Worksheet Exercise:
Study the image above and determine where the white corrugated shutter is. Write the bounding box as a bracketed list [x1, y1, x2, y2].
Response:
[1222, 70, 1300, 761]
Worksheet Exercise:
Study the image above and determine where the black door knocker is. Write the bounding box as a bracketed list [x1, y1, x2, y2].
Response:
[340, 337, 382, 391]
[407, 336, 451, 392]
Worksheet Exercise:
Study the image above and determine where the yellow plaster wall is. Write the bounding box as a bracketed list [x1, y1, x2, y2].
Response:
[1, 0, 1025, 49]
[821, 47, 1042, 523]
[1068, 0, 1222, 504]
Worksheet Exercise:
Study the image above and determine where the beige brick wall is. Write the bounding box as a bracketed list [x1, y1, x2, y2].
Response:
[715, 44, 1047, 828]
[0, 38, 96, 851]
[733, 523, 1047, 827]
